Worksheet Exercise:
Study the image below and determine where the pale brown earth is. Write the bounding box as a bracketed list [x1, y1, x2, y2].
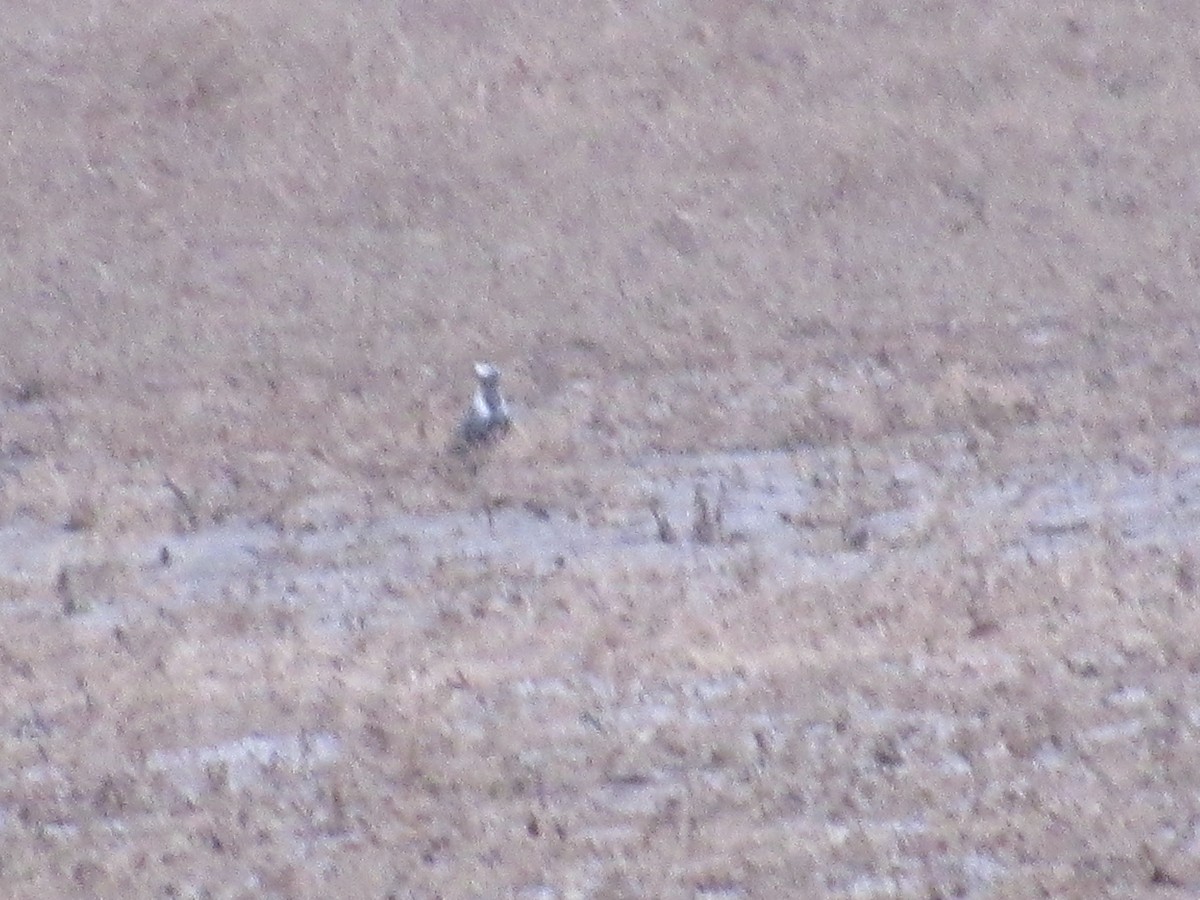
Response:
[3, 0, 1200, 897]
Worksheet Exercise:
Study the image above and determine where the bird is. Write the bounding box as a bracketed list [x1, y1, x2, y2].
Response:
[448, 362, 513, 529]
[458, 362, 511, 448]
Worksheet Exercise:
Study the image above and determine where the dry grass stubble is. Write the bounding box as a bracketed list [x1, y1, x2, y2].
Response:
[3, 0, 1200, 896]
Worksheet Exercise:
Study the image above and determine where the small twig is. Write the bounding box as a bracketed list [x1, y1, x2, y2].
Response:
[716, 479, 727, 539]
[163, 476, 200, 532]
[649, 498, 676, 544]
[691, 483, 717, 545]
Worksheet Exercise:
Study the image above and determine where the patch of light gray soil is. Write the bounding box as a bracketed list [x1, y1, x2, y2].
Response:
[3, 429, 1200, 638]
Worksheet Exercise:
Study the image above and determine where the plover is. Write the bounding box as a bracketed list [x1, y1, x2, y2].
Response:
[451, 362, 506, 458]
[458, 362, 511, 447]
[449, 362, 513, 526]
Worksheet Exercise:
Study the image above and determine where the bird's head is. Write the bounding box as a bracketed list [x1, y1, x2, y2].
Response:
[474, 362, 500, 384]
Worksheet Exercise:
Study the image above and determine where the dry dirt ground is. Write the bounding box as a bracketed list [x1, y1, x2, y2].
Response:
[3, 0, 1200, 897]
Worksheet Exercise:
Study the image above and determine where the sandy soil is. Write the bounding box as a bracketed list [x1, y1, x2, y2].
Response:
[3, 0, 1200, 896]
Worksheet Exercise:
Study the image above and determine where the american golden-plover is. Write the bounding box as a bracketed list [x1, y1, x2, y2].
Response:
[449, 362, 514, 528]
[458, 362, 511, 447]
